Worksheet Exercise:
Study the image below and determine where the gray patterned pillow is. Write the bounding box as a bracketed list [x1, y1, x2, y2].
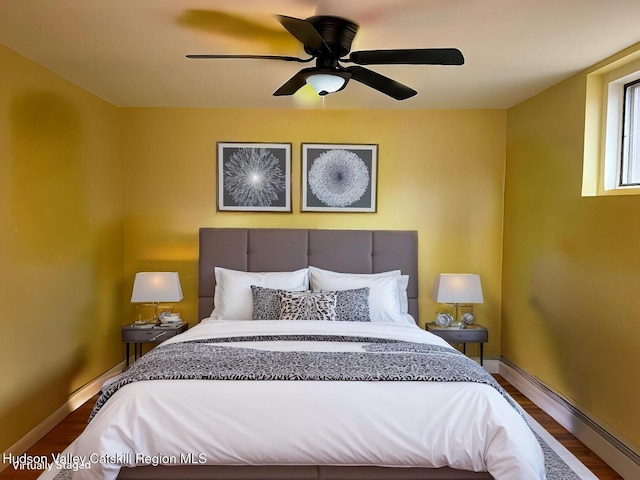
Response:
[251, 285, 281, 320]
[333, 287, 370, 322]
[278, 291, 337, 321]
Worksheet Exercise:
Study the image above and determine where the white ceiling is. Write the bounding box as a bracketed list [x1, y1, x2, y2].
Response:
[1, 0, 640, 110]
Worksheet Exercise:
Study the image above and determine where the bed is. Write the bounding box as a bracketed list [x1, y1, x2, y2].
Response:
[57, 228, 545, 480]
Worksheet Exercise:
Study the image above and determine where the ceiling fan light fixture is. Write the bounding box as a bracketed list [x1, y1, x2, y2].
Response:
[306, 73, 346, 96]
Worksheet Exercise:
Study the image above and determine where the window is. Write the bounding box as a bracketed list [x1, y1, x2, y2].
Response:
[620, 79, 640, 186]
[582, 53, 640, 196]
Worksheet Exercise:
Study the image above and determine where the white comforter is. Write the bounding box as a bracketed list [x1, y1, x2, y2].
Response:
[53, 320, 546, 479]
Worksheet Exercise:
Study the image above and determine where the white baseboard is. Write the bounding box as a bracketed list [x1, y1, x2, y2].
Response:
[0, 361, 125, 473]
[496, 358, 640, 480]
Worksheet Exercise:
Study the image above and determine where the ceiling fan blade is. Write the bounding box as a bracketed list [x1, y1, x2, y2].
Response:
[273, 68, 313, 96]
[348, 48, 464, 66]
[178, 10, 298, 53]
[346, 66, 417, 100]
[273, 14, 331, 53]
[186, 54, 312, 63]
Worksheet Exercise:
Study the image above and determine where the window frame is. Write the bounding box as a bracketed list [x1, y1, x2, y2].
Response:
[619, 78, 640, 187]
[600, 61, 640, 193]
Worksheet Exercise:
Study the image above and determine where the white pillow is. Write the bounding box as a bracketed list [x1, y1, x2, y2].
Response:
[308, 266, 404, 323]
[212, 267, 309, 320]
[399, 274, 409, 314]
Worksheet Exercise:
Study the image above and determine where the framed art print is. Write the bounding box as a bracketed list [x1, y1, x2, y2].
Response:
[217, 142, 291, 212]
[302, 143, 377, 212]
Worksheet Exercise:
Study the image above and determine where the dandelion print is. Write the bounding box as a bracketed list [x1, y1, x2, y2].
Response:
[308, 149, 370, 207]
[223, 148, 286, 207]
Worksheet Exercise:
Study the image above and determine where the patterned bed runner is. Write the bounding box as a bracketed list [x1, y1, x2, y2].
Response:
[91, 335, 515, 421]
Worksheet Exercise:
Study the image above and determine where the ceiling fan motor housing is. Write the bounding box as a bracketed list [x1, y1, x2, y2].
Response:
[304, 16, 359, 58]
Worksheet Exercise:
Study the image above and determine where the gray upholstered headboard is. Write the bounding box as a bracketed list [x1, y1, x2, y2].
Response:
[198, 228, 419, 322]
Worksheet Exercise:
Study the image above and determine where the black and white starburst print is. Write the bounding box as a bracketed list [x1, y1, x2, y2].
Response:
[308, 149, 370, 207]
[224, 148, 286, 207]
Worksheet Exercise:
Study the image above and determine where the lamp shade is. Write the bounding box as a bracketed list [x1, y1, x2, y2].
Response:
[306, 74, 346, 95]
[131, 272, 183, 303]
[432, 274, 484, 304]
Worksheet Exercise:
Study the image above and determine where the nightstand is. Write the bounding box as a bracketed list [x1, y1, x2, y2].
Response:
[122, 323, 188, 366]
[425, 323, 488, 365]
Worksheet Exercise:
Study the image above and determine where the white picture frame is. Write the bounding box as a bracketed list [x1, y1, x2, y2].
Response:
[301, 143, 378, 212]
[217, 142, 291, 212]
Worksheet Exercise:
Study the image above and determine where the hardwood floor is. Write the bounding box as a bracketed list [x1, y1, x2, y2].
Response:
[0, 396, 96, 480]
[495, 376, 624, 480]
[0, 375, 624, 479]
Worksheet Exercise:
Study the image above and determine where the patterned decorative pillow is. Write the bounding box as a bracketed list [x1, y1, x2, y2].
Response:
[251, 285, 281, 320]
[333, 287, 370, 322]
[251, 285, 306, 320]
[278, 291, 337, 321]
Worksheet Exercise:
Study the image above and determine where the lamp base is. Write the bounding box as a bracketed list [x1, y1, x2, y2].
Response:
[136, 303, 175, 324]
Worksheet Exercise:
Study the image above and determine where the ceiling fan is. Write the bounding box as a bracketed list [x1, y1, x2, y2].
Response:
[186, 14, 464, 100]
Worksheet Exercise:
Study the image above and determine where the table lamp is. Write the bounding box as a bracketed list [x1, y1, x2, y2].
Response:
[432, 274, 483, 328]
[131, 272, 183, 323]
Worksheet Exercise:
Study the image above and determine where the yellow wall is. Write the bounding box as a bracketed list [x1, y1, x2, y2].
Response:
[504, 50, 640, 453]
[0, 44, 123, 453]
[120, 107, 507, 342]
